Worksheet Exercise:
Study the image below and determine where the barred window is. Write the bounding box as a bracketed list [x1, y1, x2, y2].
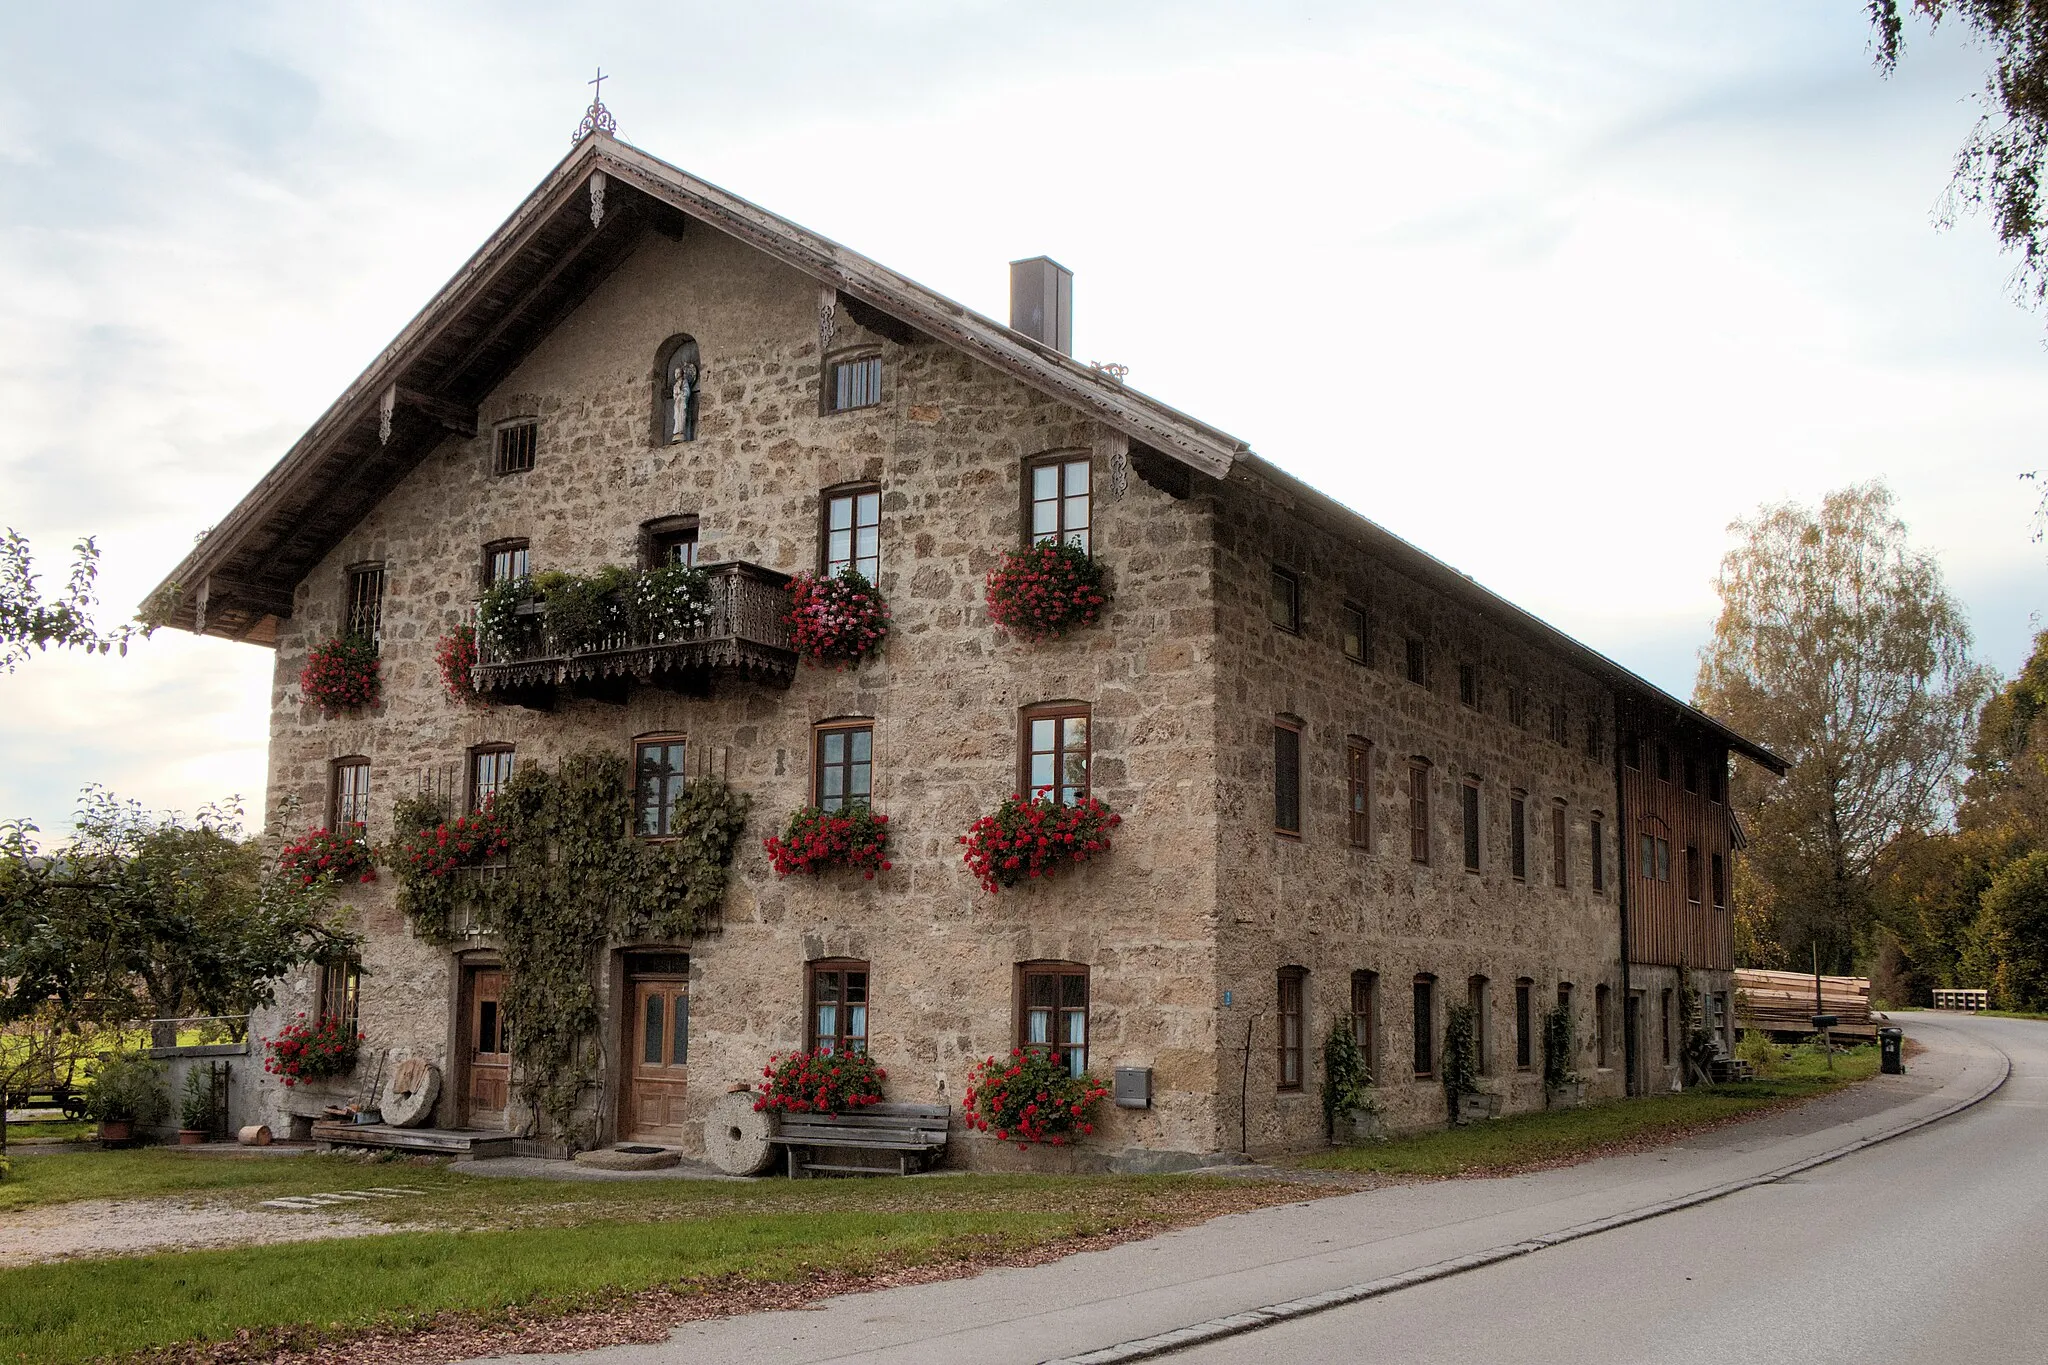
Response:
[1346, 738, 1372, 849]
[1409, 762, 1431, 864]
[1552, 803, 1568, 888]
[1350, 970, 1378, 1082]
[1275, 720, 1302, 837]
[494, 419, 537, 475]
[829, 355, 882, 412]
[1277, 967, 1306, 1091]
[346, 565, 385, 645]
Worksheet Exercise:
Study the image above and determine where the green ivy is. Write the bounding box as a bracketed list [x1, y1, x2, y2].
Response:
[388, 750, 749, 1142]
[1542, 1000, 1578, 1089]
[1441, 1003, 1479, 1117]
[1321, 1018, 1375, 1136]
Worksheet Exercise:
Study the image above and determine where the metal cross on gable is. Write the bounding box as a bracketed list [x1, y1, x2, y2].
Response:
[573, 66, 618, 144]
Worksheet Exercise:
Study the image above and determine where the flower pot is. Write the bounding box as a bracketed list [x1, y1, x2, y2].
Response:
[1332, 1108, 1383, 1146]
[97, 1120, 133, 1144]
[177, 1128, 207, 1145]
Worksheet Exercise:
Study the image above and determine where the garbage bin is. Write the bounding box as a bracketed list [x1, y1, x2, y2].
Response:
[1880, 1026, 1904, 1075]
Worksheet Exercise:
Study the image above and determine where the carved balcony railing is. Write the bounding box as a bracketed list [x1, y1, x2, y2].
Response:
[473, 561, 796, 702]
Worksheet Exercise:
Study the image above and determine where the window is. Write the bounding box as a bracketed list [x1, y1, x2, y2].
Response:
[1268, 567, 1300, 633]
[1585, 717, 1603, 761]
[812, 723, 875, 812]
[1412, 974, 1436, 1078]
[1551, 803, 1568, 888]
[319, 958, 361, 1032]
[1019, 963, 1089, 1076]
[1514, 978, 1534, 1070]
[485, 539, 530, 587]
[1277, 967, 1306, 1091]
[1591, 815, 1606, 892]
[1712, 852, 1727, 908]
[829, 354, 883, 412]
[634, 738, 689, 836]
[1685, 845, 1702, 905]
[1345, 739, 1372, 849]
[806, 960, 869, 1054]
[1462, 781, 1483, 872]
[1595, 984, 1611, 1068]
[1274, 720, 1302, 837]
[1639, 829, 1671, 882]
[1342, 604, 1369, 664]
[1022, 702, 1090, 804]
[1548, 703, 1568, 746]
[1713, 991, 1729, 1043]
[1458, 664, 1479, 709]
[469, 744, 514, 813]
[346, 565, 385, 645]
[1621, 736, 1640, 770]
[1468, 975, 1490, 1075]
[1405, 637, 1427, 686]
[657, 335, 700, 443]
[1683, 754, 1699, 794]
[1350, 971, 1378, 1083]
[1660, 989, 1673, 1065]
[823, 486, 881, 580]
[1507, 688, 1526, 729]
[1558, 981, 1573, 1014]
[1655, 743, 1672, 782]
[1027, 454, 1092, 554]
[1408, 762, 1431, 864]
[494, 419, 537, 475]
[646, 517, 699, 568]
[1508, 791, 1527, 881]
[329, 758, 371, 829]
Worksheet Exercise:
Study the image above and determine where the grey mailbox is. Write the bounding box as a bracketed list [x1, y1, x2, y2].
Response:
[1113, 1066, 1152, 1110]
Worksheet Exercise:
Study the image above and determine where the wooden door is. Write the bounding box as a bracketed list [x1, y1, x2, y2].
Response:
[622, 975, 689, 1143]
[462, 966, 511, 1130]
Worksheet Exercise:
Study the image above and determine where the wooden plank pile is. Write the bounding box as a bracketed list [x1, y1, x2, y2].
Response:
[1733, 969, 1876, 1039]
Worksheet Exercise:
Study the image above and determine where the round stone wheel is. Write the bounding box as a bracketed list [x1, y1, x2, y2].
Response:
[704, 1089, 775, 1175]
[381, 1060, 441, 1128]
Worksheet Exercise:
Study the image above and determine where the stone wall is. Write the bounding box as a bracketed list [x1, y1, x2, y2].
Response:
[1206, 472, 1630, 1152]
[251, 221, 1226, 1162]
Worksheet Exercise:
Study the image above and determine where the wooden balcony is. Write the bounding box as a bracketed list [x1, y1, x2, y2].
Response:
[473, 561, 796, 706]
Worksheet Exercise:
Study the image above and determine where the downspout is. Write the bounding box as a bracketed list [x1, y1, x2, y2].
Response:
[1614, 708, 1635, 1098]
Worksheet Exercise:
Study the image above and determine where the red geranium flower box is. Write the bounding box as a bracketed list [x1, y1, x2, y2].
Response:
[958, 793, 1121, 894]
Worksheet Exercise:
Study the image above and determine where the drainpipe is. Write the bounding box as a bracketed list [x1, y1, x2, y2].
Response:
[1614, 708, 1635, 1098]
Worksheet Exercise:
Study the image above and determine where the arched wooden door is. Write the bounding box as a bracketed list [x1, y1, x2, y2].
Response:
[621, 953, 689, 1144]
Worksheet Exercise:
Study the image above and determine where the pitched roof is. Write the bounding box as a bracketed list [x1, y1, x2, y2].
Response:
[147, 133, 1782, 774]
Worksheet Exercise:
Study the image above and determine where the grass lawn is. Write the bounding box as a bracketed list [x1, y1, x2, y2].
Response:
[1297, 1043, 1881, 1178]
[0, 1118, 93, 1147]
[0, 1167, 1303, 1364]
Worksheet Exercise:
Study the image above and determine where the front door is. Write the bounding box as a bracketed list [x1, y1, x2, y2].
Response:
[622, 965, 689, 1143]
[462, 965, 511, 1130]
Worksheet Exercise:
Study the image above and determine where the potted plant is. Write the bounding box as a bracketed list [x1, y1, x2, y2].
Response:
[783, 567, 890, 668]
[277, 822, 377, 888]
[763, 804, 892, 879]
[983, 540, 1110, 643]
[958, 793, 1122, 894]
[1322, 1019, 1380, 1145]
[1542, 1002, 1584, 1109]
[436, 624, 483, 706]
[752, 1048, 887, 1115]
[263, 1013, 364, 1088]
[84, 1053, 169, 1144]
[299, 634, 380, 715]
[177, 1069, 211, 1144]
[963, 1049, 1111, 1148]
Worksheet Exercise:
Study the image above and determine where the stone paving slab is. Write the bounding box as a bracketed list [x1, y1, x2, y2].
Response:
[260, 1185, 430, 1210]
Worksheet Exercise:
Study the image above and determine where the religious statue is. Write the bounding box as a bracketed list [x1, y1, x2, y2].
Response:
[669, 357, 698, 443]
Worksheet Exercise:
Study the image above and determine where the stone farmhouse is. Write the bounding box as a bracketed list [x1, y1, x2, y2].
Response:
[150, 123, 1783, 1165]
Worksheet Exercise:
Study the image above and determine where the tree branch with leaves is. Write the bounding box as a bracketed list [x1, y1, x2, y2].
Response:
[0, 529, 149, 671]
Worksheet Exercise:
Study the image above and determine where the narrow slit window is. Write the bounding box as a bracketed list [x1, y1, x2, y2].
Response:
[1509, 792, 1527, 881]
[1274, 721, 1302, 837]
[1591, 815, 1606, 892]
[1463, 781, 1483, 873]
[1405, 638, 1427, 686]
[1346, 739, 1372, 849]
[1412, 974, 1436, 1079]
[1408, 763, 1431, 864]
[1350, 971, 1378, 1083]
[1514, 979, 1533, 1070]
[1459, 664, 1479, 709]
[1551, 804, 1568, 888]
[1277, 967, 1306, 1091]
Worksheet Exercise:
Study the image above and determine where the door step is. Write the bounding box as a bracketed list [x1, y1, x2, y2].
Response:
[309, 1121, 517, 1159]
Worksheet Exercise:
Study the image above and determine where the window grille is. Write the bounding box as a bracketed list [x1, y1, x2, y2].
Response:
[494, 420, 537, 475]
[830, 355, 882, 411]
[346, 566, 384, 645]
[1277, 967, 1306, 1090]
[1408, 764, 1431, 864]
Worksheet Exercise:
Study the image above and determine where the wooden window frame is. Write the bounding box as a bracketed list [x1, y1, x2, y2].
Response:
[1024, 452, 1093, 555]
[640, 515, 700, 570]
[1467, 975, 1490, 1075]
[1274, 718, 1303, 839]
[1654, 743, 1672, 783]
[825, 351, 884, 414]
[329, 757, 371, 830]
[1345, 738, 1372, 850]
[1462, 780, 1483, 873]
[1591, 814, 1606, 893]
[1508, 790, 1527, 881]
[1341, 603, 1370, 665]
[1514, 978, 1534, 1071]
[820, 483, 882, 580]
[1404, 637, 1427, 687]
[1412, 974, 1436, 1079]
[813, 721, 874, 812]
[1268, 566, 1301, 634]
[1350, 970, 1378, 1084]
[493, 418, 538, 475]
[345, 563, 385, 646]
[1016, 962, 1091, 1075]
[633, 735, 690, 838]
[468, 743, 515, 814]
[1708, 760, 1727, 805]
[805, 959, 870, 1055]
[1685, 844, 1703, 905]
[1551, 802, 1568, 889]
[1683, 754, 1699, 794]
[1020, 701, 1091, 805]
[1458, 664, 1479, 709]
[1277, 966, 1307, 1092]
[319, 957, 361, 1032]
[1408, 761, 1431, 865]
[483, 538, 530, 588]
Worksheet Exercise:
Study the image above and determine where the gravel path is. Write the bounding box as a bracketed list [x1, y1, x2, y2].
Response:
[0, 1196, 415, 1265]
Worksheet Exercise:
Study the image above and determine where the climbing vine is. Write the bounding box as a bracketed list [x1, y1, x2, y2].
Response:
[1440, 1003, 1479, 1119]
[389, 750, 749, 1141]
[1542, 1001, 1579, 1089]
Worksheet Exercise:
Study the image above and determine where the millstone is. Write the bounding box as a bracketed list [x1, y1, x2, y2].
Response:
[703, 1089, 774, 1175]
[381, 1059, 441, 1128]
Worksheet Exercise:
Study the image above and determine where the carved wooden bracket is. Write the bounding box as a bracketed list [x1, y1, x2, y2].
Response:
[590, 171, 607, 229]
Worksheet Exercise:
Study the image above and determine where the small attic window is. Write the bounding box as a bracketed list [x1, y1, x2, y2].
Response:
[494, 420, 537, 475]
[829, 355, 882, 412]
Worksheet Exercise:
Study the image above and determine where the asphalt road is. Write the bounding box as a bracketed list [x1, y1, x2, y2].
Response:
[1164, 1011, 2048, 1365]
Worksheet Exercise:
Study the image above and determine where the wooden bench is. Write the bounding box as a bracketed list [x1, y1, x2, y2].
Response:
[768, 1102, 950, 1177]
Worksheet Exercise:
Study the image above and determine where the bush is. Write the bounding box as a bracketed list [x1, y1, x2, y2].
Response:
[299, 635, 379, 715]
[1542, 1002, 1578, 1089]
[1735, 1028, 1779, 1077]
[84, 1053, 169, 1127]
[277, 823, 377, 889]
[1441, 1003, 1479, 1115]
[763, 805, 892, 879]
[958, 793, 1121, 893]
[983, 541, 1109, 643]
[1321, 1019, 1375, 1136]
[963, 1049, 1110, 1146]
[784, 568, 890, 667]
[262, 1013, 362, 1087]
[753, 1048, 886, 1115]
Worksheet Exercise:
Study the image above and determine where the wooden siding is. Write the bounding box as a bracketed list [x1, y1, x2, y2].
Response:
[1619, 704, 1735, 971]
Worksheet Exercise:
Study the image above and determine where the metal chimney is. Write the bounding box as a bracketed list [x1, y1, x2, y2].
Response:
[1009, 256, 1073, 355]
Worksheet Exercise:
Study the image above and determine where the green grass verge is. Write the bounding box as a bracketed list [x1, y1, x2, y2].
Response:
[0, 1119, 93, 1147]
[1298, 1045, 1880, 1178]
[0, 1210, 1081, 1365]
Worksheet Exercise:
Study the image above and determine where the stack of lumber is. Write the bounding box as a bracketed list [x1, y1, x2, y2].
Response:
[1733, 969, 1876, 1039]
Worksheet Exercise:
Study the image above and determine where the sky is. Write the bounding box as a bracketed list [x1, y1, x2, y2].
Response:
[0, 1, 2041, 839]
